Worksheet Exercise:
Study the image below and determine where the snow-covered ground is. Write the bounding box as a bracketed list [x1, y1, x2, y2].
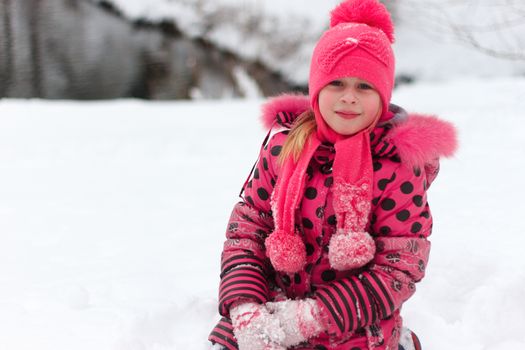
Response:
[1, 76, 525, 350]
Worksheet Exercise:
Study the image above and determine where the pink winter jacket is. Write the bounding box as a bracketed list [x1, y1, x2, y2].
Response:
[209, 95, 457, 350]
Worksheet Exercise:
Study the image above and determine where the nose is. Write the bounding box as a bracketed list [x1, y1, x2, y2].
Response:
[340, 87, 358, 104]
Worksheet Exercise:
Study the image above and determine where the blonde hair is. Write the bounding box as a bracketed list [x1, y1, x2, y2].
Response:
[278, 111, 317, 166]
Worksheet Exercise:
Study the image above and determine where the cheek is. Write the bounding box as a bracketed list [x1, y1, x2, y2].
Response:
[366, 95, 382, 118]
[318, 91, 333, 118]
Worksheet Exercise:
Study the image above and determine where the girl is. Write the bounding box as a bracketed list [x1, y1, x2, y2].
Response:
[209, 0, 457, 349]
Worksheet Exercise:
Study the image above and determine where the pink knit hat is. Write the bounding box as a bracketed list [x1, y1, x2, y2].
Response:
[310, 0, 395, 121]
[265, 0, 396, 274]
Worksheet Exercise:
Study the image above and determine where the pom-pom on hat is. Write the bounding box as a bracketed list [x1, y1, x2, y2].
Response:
[309, 0, 395, 121]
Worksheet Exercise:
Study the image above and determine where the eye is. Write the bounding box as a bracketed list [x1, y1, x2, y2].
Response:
[328, 80, 344, 87]
[357, 82, 374, 90]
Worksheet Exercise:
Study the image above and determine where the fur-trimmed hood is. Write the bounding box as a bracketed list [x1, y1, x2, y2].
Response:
[260, 93, 458, 167]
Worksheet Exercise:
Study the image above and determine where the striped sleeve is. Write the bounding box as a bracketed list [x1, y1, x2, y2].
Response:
[218, 244, 270, 316]
[315, 162, 434, 337]
[218, 133, 284, 317]
[315, 273, 380, 335]
[208, 317, 238, 350]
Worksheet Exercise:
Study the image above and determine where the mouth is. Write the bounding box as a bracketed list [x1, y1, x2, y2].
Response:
[335, 111, 360, 120]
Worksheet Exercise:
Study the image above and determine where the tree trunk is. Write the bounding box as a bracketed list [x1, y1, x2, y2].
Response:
[28, 0, 43, 97]
[1, 0, 14, 97]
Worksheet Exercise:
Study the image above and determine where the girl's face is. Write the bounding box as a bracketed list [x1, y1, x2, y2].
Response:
[318, 77, 382, 136]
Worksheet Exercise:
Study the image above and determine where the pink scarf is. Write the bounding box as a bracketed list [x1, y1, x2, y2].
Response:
[265, 103, 379, 273]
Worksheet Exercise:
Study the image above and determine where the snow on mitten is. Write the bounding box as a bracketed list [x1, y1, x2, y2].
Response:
[328, 229, 376, 271]
[266, 298, 327, 348]
[230, 302, 286, 350]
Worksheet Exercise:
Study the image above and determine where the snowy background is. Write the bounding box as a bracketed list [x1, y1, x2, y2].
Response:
[3, 0, 524, 99]
[1, 0, 525, 349]
[98, 0, 525, 83]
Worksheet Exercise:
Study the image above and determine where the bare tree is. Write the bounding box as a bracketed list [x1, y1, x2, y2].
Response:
[398, 0, 525, 61]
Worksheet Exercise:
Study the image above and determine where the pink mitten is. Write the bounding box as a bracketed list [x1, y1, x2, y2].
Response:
[266, 298, 327, 348]
[230, 302, 286, 350]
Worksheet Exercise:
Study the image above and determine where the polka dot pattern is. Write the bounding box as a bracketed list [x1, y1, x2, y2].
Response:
[391, 155, 401, 163]
[378, 179, 390, 191]
[368, 157, 432, 252]
[413, 195, 423, 207]
[302, 218, 314, 229]
[401, 181, 414, 194]
[411, 222, 422, 233]
[321, 269, 336, 282]
[381, 198, 396, 211]
[396, 210, 410, 222]
[305, 187, 317, 200]
[270, 145, 282, 156]
[257, 188, 269, 201]
[307, 166, 314, 181]
[306, 263, 313, 273]
[306, 243, 315, 256]
[379, 226, 391, 235]
[390, 172, 397, 181]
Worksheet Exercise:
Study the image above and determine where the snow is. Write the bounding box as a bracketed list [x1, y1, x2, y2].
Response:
[102, 0, 337, 27]
[1, 76, 524, 349]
